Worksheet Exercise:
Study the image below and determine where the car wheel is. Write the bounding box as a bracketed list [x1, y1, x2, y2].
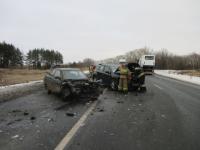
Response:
[61, 87, 71, 100]
[44, 83, 47, 89]
[93, 75, 98, 81]
[47, 89, 51, 94]
[110, 80, 117, 91]
[139, 86, 147, 93]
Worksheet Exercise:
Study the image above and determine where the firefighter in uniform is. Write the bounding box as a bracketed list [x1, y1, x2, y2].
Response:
[89, 65, 96, 81]
[118, 59, 130, 93]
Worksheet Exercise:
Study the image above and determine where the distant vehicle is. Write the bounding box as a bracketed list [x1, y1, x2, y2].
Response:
[139, 55, 155, 73]
[94, 63, 146, 91]
[44, 68, 99, 99]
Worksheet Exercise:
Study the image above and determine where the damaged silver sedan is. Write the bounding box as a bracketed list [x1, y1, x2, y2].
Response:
[44, 68, 100, 100]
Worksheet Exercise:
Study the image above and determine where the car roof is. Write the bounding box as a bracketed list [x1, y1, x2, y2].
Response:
[97, 63, 118, 66]
[54, 68, 81, 71]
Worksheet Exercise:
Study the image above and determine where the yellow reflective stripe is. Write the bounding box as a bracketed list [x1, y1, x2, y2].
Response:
[138, 72, 145, 78]
[119, 68, 129, 75]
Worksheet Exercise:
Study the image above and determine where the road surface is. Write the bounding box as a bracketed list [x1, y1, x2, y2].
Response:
[0, 75, 200, 150]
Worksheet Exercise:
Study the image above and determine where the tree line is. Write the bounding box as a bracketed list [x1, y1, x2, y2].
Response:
[1, 41, 199, 70]
[27, 49, 63, 69]
[0, 42, 63, 69]
[155, 49, 200, 70]
[100, 47, 200, 70]
[0, 42, 23, 68]
[63, 58, 95, 68]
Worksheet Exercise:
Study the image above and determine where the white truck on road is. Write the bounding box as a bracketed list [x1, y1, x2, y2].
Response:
[139, 55, 155, 73]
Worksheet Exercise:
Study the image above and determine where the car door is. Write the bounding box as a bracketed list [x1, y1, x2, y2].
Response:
[102, 65, 112, 86]
[46, 69, 56, 90]
[52, 69, 62, 93]
[96, 65, 105, 81]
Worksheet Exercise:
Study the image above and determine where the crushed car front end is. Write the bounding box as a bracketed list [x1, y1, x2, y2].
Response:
[62, 80, 100, 96]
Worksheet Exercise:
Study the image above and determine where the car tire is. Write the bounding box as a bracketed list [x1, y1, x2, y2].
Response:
[61, 87, 71, 100]
[139, 86, 147, 93]
[47, 89, 51, 94]
[44, 83, 47, 89]
[110, 80, 117, 91]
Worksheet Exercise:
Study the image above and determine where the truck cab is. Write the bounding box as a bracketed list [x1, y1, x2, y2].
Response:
[139, 55, 155, 74]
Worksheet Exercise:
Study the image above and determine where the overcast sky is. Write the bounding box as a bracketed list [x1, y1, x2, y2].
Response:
[0, 0, 200, 62]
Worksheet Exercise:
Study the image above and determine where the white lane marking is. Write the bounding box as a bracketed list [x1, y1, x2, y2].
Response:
[55, 101, 98, 150]
[154, 84, 163, 90]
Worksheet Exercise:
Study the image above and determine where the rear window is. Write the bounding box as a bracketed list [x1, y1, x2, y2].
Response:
[145, 56, 154, 60]
[96, 65, 104, 72]
[62, 70, 87, 80]
[50, 69, 56, 75]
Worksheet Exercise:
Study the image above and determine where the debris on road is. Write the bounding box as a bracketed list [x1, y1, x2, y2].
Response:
[15, 118, 22, 121]
[0, 130, 3, 133]
[7, 119, 22, 125]
[37, 130, 40, 133]
[30, 116, 36, 120]
[99, 108, 104, 112]
[19, 136, 24, 141]
[23, 112, 29, 116]
[47, 118, 55, 122]
[109, 133, 115, 136]
[66, 112, 76, 117]
[10, 109, 22, 113]
[11, 135, 19, 139]
[7, 121, 14, 125]
[161, 114, 166, 119]
[117, 101, 124, 104]
[96, 107, 104, 112]
[55, 103, 70, 110]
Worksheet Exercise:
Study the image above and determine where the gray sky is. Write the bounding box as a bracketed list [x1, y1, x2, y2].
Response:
[0, 0, 200, 62]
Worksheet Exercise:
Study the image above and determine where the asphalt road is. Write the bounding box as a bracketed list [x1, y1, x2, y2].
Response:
[0, 75, 200, 150]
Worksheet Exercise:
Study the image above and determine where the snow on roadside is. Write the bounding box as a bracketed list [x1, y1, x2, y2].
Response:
[155, 70, 200, 86]
[83, 70, 89, 74]
[0, 80, 43, 90]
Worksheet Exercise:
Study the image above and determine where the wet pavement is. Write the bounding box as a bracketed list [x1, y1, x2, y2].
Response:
[0, 75, 200, 150]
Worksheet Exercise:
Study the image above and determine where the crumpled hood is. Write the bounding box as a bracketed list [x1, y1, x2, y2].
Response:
[63, 79, 90, 87]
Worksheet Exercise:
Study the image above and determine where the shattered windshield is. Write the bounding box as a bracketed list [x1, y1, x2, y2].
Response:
[62, 70, 87, 80]
[145, 56, 154, 60]
[110, 65, 119, 72]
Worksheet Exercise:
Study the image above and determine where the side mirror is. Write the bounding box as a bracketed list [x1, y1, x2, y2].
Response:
[115, 71, 120, 75]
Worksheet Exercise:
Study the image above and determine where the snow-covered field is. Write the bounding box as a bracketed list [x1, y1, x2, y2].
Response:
[0, 80, 43, 90]
[155, 70, 200, 86]
[0, 80, 43, 102]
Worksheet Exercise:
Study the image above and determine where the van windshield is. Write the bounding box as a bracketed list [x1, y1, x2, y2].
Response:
[145, 56, 154, 60]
